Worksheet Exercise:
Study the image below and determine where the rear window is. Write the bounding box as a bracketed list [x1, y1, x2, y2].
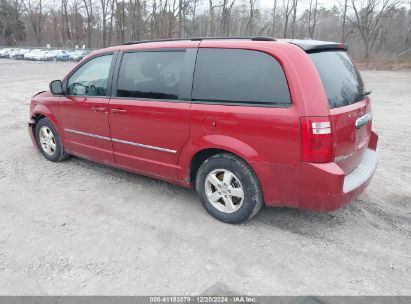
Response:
[192, 48, 291, 106]
[309, 51, 365, 108]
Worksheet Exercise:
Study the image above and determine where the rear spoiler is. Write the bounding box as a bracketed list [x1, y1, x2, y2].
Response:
[287, 39, 347, 52]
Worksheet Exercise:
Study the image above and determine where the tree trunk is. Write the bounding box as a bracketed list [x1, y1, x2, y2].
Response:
[271, 0, 277, 37]
[341, 0, 348, 42]
[207, 0, 214, 37]
[291, 0, 297, 38]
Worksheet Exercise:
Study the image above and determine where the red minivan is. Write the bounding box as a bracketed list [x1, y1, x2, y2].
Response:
[28, 37, 378, 223]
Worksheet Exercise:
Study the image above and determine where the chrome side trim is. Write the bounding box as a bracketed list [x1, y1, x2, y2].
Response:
[65, 128, 111, 141]
[111, 138, 176, 154]
[64, 128, 176, 154]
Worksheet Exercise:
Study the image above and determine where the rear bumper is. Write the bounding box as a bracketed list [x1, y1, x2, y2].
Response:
[254, 145, 378, 211]
[312, 148, 377, 211]
[343, 149, 377, 193]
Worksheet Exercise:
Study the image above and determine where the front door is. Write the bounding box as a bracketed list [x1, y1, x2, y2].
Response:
[60, 54, 115, 163]
[109, 49, 193, 180]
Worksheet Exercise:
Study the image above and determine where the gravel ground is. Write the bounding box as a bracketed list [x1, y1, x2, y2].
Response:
[0, 59, 410, 295]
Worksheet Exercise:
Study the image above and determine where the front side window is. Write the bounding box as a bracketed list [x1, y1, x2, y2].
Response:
[192, 48, 291, 106]
[67, 54, 113, 96]
[116, 51, 185, 100]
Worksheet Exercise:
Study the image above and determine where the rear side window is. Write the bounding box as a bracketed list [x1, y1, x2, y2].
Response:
[117, 51, 185, 100]
[192, 49, 291, 106]
[309, 51, 365, 108]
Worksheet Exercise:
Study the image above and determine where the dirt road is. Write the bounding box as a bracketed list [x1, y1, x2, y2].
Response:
[0, 59, 410, 295]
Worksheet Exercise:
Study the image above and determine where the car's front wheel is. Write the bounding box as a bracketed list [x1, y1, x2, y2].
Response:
[196, 153, 263, 224]
[35, 118, 69, 162]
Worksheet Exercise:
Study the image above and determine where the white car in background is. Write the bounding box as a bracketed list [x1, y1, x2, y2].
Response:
[31, 50, 50, 61]
[0, 48, 14, 58]
[9, 48, 27, 60]
[45, 50, 61, 61]
[23, 49, 38, 60]
[69, 50, 89, 61]
[24, 49, 44, 60]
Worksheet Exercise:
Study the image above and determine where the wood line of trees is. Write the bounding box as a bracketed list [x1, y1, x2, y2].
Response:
[0, 0, 410, 60]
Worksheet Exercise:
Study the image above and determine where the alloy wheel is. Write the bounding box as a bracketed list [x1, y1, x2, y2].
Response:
[204, 169, 244, 213]
[38, 126, 57, 156]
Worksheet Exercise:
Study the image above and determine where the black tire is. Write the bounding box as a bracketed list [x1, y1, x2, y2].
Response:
[35, 118, 69, 162]
[195, 153, 263, 224]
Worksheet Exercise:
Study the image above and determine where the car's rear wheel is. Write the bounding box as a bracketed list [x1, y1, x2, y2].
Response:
[35, 118, 69, 162]
[196, 153, 263, 224]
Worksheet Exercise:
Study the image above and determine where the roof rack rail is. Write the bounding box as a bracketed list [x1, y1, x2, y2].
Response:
[122, 38, 187, 45]
[122, 36, 275, 45]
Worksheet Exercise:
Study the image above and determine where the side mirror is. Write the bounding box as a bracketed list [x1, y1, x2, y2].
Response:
[50, 80, 64, 95]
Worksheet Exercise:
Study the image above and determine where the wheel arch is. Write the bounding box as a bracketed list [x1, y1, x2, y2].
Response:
[178, 134, 264, 184]
[30, 106, 63, 141]
[189, 148, 229, 183]
[186, 148, 262, 189]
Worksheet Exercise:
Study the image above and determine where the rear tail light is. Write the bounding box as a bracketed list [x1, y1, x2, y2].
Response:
[300, 116, 333, 163]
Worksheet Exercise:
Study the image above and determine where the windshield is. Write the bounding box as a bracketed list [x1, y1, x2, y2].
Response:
[309, 50, 365, 109]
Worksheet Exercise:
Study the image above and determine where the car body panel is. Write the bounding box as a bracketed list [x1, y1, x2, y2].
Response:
[59, 95, 115, 164]
[28, 38, 378, 212]
[108, 98, 191, 180]
[178, 104, 300, 182]
[330, 98, 373, 174]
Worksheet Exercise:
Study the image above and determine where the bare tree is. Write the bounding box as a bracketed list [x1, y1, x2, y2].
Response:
[100, 0, 114, 47]
[129, 0, 144, 41]
[1, 0, 409, 63]
[207, 0, 215, 36]
[0, 0, 25, 44]
[283, 0, 294, 38]
[107, 0, 115, 45]
[271, 0, 277, 36]
[115, 0, 126, 43]
[244, 0, 256, 35]
[350, 0, 400, 59]
[405, 1, 411, 48]
[23, 0, 46, 45]
[177, 0, 183, 36]
[307, 0, 318, 38]
[220, 0, 235, 36]
[61, 0, 70, 44]
[82, 0, 94, 47]
[341, 0, 348, 42]
[290, 0, 297, 38]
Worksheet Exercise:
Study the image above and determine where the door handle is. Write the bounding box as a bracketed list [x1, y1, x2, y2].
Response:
[355, 112, 372, 129]
[111, 108, 127, 114]
[91, 106, 106, 112]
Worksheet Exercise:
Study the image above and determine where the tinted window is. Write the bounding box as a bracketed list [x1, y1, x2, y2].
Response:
[309, 51, 365, 108]
[192, 49, 291, 106]
[67, 54, 113, 96]
[117, 51, 185, 100]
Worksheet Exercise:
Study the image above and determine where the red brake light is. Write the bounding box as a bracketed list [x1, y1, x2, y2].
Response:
[300, 116, 333, 163]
